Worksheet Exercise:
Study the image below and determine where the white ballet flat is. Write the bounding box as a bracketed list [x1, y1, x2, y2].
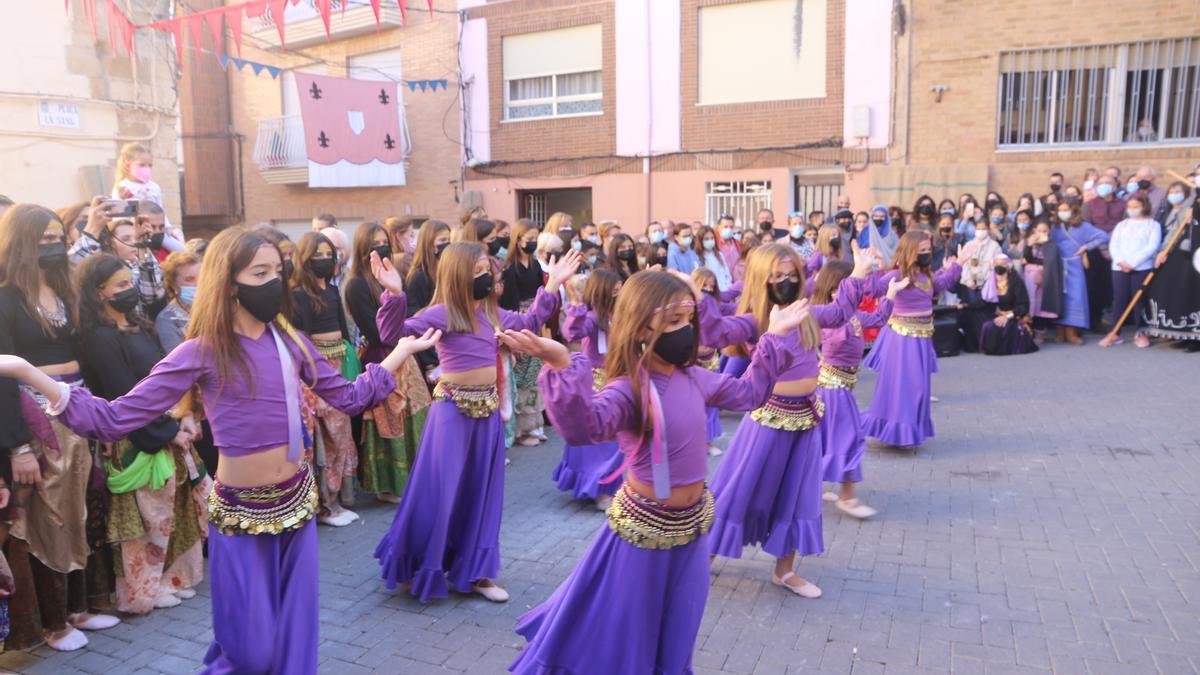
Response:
[69, 613, 121, 631]
[822, 491, 839, 503]
[174, 588, 197, 600]
[472, 582, 510, 603]
[154, 593, 182, 609]
[318, 510, 357, 527]
[771, 572, 822, 598]
[707, 445, 724, 457]
[836, 498, 877, 519]
[46, 627, 88, 651]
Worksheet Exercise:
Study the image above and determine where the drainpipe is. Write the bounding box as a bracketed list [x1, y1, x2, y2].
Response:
[644, 0, 653, 228]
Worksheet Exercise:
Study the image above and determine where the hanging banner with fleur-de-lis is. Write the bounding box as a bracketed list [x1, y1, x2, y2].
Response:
[293, 73, 406, 188]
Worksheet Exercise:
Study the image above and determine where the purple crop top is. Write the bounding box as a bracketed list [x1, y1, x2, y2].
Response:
[561, 304, 607, 369]
[866, 264, 960, 315]
[376, 287, 560, 373]
[60, 329, 395, 455]
[540, 332, 797, 488]
[820, 300, 893, 368]
[698, 276, 864, 380]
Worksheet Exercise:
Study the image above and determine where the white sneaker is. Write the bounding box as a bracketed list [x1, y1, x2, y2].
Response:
[318, 510, 357, 527]
[822, 491, 839, 503]
[46, 627, 88, 651]
[533, 427, 549, 441]
[68, 613, 121, 631]
[504, 456, 512, 467]
[836, 499, 877, 519]
[472, 582, 510, 603]
[930, 395, 940, 403]
[154, 593, 182, 609]
[174, 588, 197, 600]
[707, 445, 724, 457]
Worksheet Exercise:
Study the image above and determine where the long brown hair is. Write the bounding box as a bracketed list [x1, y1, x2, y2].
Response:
[603, 270, 697, 441]
[291, 231, 336, 312]
[350, 221, 388, 299]
[0, 203, 76, 335]
[409, 219, 450, 284]
[454, 217, 495, 243]
[584, 268, 622, 332]
[603, 233, 640, 279]
[185, 226, 307, 391]
[502, 219, 539, 270]
[894, 231, 932, 284]
[733, 243, 819, 356]
[429, 242, 499, 333]
[76, 253, 153, 334]
[809, 260, 853, 306]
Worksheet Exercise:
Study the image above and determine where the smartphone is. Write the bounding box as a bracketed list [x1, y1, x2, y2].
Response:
[104, 199, 138, 218]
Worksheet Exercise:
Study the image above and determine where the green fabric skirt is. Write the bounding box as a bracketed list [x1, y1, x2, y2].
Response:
[358, 408, 427, 496]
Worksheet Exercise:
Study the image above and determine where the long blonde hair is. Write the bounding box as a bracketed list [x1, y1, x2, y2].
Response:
[816, 224, 843, 259]
[733, 244, 819, 356]
[114, 142, 151, 186]
[545, 212, 572, 236]
[428, 242, 499, 333]
[604, 270, 697, 442]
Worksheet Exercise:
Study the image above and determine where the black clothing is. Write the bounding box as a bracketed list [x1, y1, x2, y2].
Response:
[0, 286, 77, 452]
[290, 283, 349, 340]
[499, 260, 543, 311]
[403, 267, 439, 373]
[344, 277, 384, 350]
[81, 326, 179, 452]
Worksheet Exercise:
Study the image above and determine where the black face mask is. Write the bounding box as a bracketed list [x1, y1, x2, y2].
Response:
[107, 287, 139, 314]
[522, 240, 538, 255]
[372, 244, 393, 262]
[1049, 183, 1062, 192]
[994, 265, 1008, 277]
[472, 272, 494, 300]
[917, 252, 933, 267]
[617, 249, 636, 262]
[495, 236, 511, 250]
[653, 255, 668, 268]
[558, 228, 575, 242]
[37, 242, 68, 271]
[985, 200, 999, 212]
[282, 259, 295, 281]
[939, 228, 953, 237]
[759, 221, 774, 232]
[487, 239, 504, 256]
[652, 323, 695, 368]
[308, 258, 336, 280]
[148, 232, 165, 251]
[1137, 179, 1152, 191]
[872, 218, 886, 227]
[236, 277, 284, 324]
[434, 241, 449, 258]
[836, 220, 852, 231]
[768, 278, 800, 305]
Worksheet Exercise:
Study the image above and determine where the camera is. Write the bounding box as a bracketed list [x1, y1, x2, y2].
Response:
[104, 199, 138, 218]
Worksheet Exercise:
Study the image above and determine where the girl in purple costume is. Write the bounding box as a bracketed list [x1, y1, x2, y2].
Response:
[498, 270, 809, 674]
[810, 260, 903, 519]
[557, 269, 625, 510]
[700, 243, 876, 598]
[0, 226, 437, 674]
[860, 232, 962, 448]
[372, 243, 581, 603]
[691, 267, 736, 456]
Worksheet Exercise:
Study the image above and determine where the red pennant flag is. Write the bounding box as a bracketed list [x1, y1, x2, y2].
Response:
[166, 18, 184, 64]
[269, 0, 287, 48]
[426, 0, 433, 18]
[245, 0, 267, 18]
[369, 0, 381, 29]
[84, 0, 98, 37]
[188, 13, 206, 54]
[121, 14, 134, 56]
[316, 0, 331, 40]
[226, 6, 244, 57]
[396, 0, 406, 25]
[204, 12, 224, 51]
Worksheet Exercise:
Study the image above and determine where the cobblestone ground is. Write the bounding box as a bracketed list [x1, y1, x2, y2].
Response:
[2, 342, 1198, 674]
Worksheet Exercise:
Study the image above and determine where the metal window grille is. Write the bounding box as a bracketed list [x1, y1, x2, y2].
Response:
[793, 180, 842, 219]
[521, 192, 547, 226]
[704, 181, 772, 230]
[996, 36, 1200, 148]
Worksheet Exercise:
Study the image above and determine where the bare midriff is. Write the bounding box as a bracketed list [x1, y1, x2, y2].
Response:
[772, 376, 818, 398]
[440, 365, 497, 387]
[39, 361, 81, 377]
[626, 476, 706, 509]
[217, 445, 299, 488]
[309, 330, 342, 342]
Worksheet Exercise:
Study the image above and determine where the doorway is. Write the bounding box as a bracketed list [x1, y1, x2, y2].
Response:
[518, 188, 592, 227]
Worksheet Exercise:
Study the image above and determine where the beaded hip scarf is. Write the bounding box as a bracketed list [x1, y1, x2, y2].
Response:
[607, 483, 714, 550]
[750, 393, 825, 431]
[208, 463, 317, 536]
[697, 350, 720, 372]
[592, 367, 607, 393]
[888, 314, 935, 338]
[312, 337, 347, 360]
[817, 363, 858, 390]
[433, 381, 499, 419]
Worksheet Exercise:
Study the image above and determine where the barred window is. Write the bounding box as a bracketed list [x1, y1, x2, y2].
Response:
[996, 37, 1200, 148]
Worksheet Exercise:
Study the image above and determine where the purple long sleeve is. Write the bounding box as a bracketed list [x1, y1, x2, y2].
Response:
[698, 294, 758, 350]
[539, 353, 634, 446]
[498, 286, 560, 332]
[695, 332, 796, 411]
[808, 277, 864, 328]
[859, 298, 894, 329]
[376, 291, 410, 345]
[297, 333, 395, 416]
[933, 262, 962, 294]
[560, 304, 595, 342]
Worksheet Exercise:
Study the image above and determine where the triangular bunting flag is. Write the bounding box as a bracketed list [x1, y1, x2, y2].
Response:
[231, 57, 248, 71]
[245, 0, 267, 18]
[369, 0, 382, 29]
[418, 80, 427, 92]
[396, 0, 407, 25]
[269, 0, 288, 48]
[316, 0, 331, 40]
[167, 18, 184, 65]
[188, 13, 206, 56]
[265, 66, 282, 79]
[219, 53, 230, 70]
[406, 81, 418, 92]
[226, 6, 244, 57]
[204, 11, 224, 52]
[439, 79, 448, 91]
[251, 61, 267, 76]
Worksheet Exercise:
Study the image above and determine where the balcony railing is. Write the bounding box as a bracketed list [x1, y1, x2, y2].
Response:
[252, 115, 308, 184]
[250, 0, 407, 49]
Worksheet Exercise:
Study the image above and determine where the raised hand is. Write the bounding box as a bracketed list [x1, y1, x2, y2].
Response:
[370, 250, 404, 296]
[851, 244, 874, 278]
[564, 274, 586, 305]
[496, 329, 571, 369]
[767, 298, 811, 336]
[945, 244, 963, 265]
[545, 249, 584, 292]
[886, 276, 910, 299]
[382, 328, 442, 372]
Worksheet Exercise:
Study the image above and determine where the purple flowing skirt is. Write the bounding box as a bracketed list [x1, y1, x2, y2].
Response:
[705, 406, 722, 444]
[708, 406, 824, 560]
[552, 441, 623, 500]
[510, 524, 710, 674]
[860, 325, 936, 447]
[374, 400, 506, 603]
[202, 520, 319, 675]
[819, 386, 865, 484]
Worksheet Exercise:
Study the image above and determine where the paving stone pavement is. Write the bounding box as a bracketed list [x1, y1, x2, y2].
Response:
[2, 341, 1198, 674]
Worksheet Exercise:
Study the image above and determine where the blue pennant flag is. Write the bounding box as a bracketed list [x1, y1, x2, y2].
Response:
[231, 57, 247, 71]
[406, 80, 418, 92]
[219, 54, 230, 71]
[418, 80, 428, 92]
[265, 66, 281, 79]
[438, 79, 448, 91]
[250, 62, 267, 77]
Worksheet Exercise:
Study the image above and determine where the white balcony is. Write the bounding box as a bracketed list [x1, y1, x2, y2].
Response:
[249, 0, 408, 50]
[252, 115, 308, 184]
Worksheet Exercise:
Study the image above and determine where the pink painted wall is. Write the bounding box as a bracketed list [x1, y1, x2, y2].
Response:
[842, 0, 892, 148]
[460, 16, 491, 163]
[466, 165, 793, 234]
[614, 0, 682, 156]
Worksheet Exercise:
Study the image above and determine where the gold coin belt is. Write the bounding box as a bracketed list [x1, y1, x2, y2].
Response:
[751, 393, 825, 431]
[433, 380, 499, 419]
[888, 315, 935, 338]
[607, 484, 715, 550]
[817, 363, 859, 390]
[208, 465, 318, 536]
